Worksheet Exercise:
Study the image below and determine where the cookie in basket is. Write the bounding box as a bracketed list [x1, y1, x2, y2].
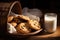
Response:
[8, 16, 14, 22]
[18, 15, 30, 21]
[13, 16, 21, 23]
[16, 23, 30, 34]
[10, 22, 17, 27]
[28, 20, 41, 30]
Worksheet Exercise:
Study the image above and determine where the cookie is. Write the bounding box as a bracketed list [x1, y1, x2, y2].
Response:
[8, 16, 14, 22]
[16, 23, 30, 34]
[18, 15, 30, 21]
[10, 22, 17, 27]
[28, 20, 41, 30]
[13, 16, 21, 23]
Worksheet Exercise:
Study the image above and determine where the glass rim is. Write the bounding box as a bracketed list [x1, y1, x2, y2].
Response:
[45, 13, 57, 17]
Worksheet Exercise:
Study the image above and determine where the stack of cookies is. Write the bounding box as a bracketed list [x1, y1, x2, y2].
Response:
[8, 15, 41, 34]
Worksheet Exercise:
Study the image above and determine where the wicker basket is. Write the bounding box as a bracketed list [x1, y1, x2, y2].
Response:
[0, 1, 28, 38]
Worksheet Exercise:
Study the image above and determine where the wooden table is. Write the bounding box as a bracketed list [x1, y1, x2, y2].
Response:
[27, 26, 60, 40]
[0, 26, 60, 40]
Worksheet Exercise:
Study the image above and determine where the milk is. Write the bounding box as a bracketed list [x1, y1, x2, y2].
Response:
[44, 13, 57, 33]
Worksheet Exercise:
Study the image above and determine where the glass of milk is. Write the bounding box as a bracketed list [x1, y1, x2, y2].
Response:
[44, 13, 57, 33]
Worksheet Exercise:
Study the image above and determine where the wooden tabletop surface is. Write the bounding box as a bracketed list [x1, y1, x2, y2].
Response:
[0, 26, 60, 40]
[27, 26, 60, 40]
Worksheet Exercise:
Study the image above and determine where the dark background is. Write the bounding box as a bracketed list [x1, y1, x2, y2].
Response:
[0, 0, 60, 12]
